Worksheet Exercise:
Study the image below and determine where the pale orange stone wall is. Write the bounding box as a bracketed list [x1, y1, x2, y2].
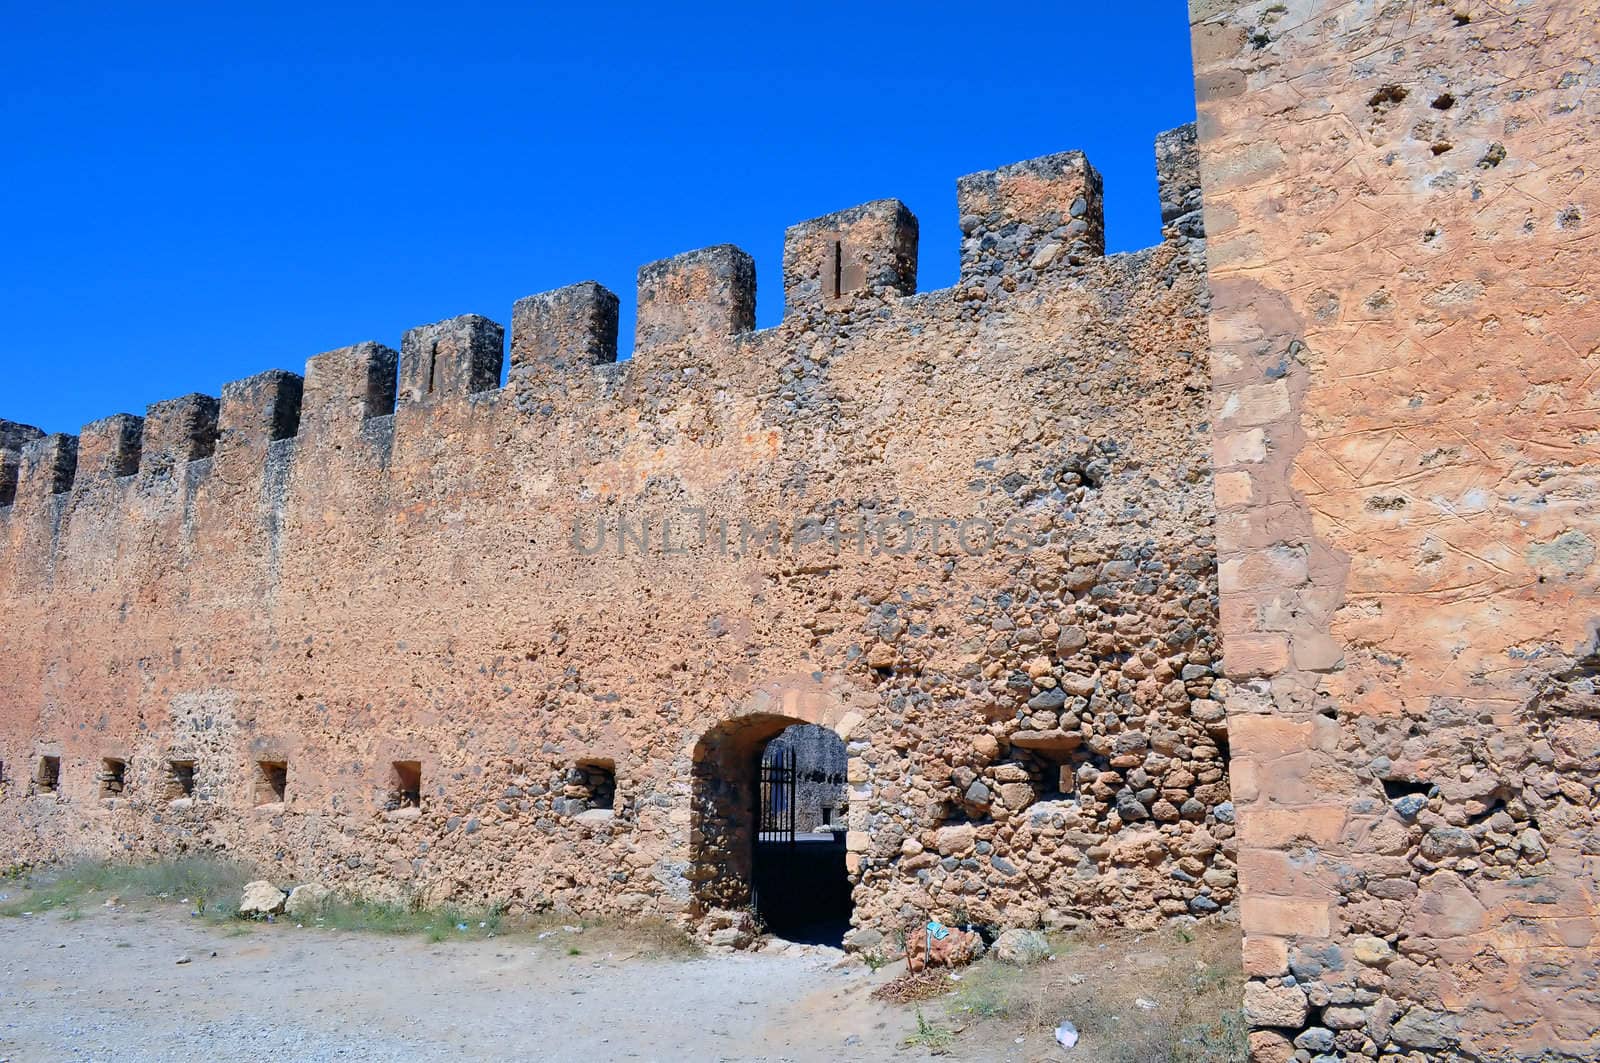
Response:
[1191, 0, 1599, 1058]
[0, 135, 1233, 952]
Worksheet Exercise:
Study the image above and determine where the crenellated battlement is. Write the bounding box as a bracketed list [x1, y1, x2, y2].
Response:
[399, 315, 504, 407]
[956, 150, 1104, 278]
[0, 421, 46, 506]
[0, 120, 1222, 954]
[218, 370, 303, 456]
[0, 125, 1201, 532]
[782, 199, 918, 311]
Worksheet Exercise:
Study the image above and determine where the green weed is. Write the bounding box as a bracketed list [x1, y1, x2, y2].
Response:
[905, 1010, 954, 1053]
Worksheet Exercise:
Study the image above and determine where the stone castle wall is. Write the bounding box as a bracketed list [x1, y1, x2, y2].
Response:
[0, 130, 1231, 945]
[765, 724, 847, 833]
[1191, 0, 1599, 1059]
[8, 8, 1590, 1055]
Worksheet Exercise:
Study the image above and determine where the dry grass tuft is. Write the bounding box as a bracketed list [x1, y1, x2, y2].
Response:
[906, 919, 1246, 1061]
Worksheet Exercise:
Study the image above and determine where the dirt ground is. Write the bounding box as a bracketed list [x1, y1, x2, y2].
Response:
[0, 889, 1242, 1062]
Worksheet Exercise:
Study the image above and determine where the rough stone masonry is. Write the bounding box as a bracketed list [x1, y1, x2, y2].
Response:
[1, 2, 1595, 1059]
[0, 133, 1228, 951]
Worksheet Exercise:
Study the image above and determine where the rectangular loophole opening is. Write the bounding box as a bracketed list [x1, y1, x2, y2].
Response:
[819, 238, 845, 301]
[389, 760, 422, 809]
[564, 758, 616, 816]
[100, 757, 128, 798]
[35, 756, 60, 795]
[255, 760, 287, 805]
[167, 760, 196, 800]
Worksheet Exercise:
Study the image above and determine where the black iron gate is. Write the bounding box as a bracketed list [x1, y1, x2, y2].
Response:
[758, 745, 796, 845]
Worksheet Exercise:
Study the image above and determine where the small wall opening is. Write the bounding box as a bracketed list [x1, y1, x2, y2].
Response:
[255, 760, 287, 805]
[99, 757, 128, 798]
[35, 756, 60, 795]
[560, 759, 616, 817]
[167, 760, 196, 800]
[388, 760, 423, 809]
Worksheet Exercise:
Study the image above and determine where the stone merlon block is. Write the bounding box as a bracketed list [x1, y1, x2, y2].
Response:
[18, 433, 78, 500]
[140, 393, 219, 478]
[0, 419, 44, 453]
[957, 150, 1104, 280]
[0, 419, 46, 506]
[510, 282, 619, 391]
[399, 314, 504, 405]
[782, 200, 918, 315]
[1155, 123, 1203, 238]
[78, 414, 144, 481]
[301, 341, 399, 433]
[220, 369, 304, 452]
[635, 245, 755, 353]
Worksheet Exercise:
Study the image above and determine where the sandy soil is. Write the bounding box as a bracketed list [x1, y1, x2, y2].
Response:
[0, 888, 1242, 1063]
[0, 902, 924, 1063]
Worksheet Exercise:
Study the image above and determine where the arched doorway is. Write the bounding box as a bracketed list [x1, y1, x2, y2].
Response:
[753, 724, 850, 944]
[689, 714, 853, 946]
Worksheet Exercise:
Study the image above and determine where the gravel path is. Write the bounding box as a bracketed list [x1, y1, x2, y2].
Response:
[0, 904, 924, 1062]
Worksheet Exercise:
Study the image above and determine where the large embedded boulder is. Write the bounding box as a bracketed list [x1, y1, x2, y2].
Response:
[993, 928, 1051, 967]
[238, 880, 288, 917]
[285, 882, 333, 918]
[700, 908, 757, 950]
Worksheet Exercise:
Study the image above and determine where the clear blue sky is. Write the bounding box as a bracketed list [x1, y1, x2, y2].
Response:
[4, 3, 1196, 435]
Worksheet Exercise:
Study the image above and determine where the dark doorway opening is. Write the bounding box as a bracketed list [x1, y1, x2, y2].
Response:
[751, 724, 851, 946]
[690, 715, 855, 949]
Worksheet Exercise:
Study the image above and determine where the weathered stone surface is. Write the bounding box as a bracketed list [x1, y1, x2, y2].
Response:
[992, 928, 1050, 967]
[239, 880, 287, 917]
[1193, 0, 1600, 1059]
[904, 926, 983, 973]
[1247, 1030, 1293, 1063]
[285, 882, 332, 918]
[1243, 982, 1308, 1028]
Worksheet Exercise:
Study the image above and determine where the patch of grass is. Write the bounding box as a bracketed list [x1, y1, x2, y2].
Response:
[0, 857, 252, 920]
[919, 921, 1246, 1061]
[520, 914, 699, 960]
[949, 958, 1030, 1020]
[0, 857, 704, 960]
[626, 917, 700, 959]
[308, 896, 503, 942]
[1172, 1008, 1248, 1063]
[121, 855, 255, 919]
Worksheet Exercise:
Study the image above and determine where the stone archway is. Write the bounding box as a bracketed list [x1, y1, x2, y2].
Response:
[686, 674, 871, 943]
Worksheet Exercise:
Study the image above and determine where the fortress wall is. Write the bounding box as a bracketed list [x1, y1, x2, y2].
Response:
[0, 131, 1228, 943]
[1190, 1, 1600, 1059]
